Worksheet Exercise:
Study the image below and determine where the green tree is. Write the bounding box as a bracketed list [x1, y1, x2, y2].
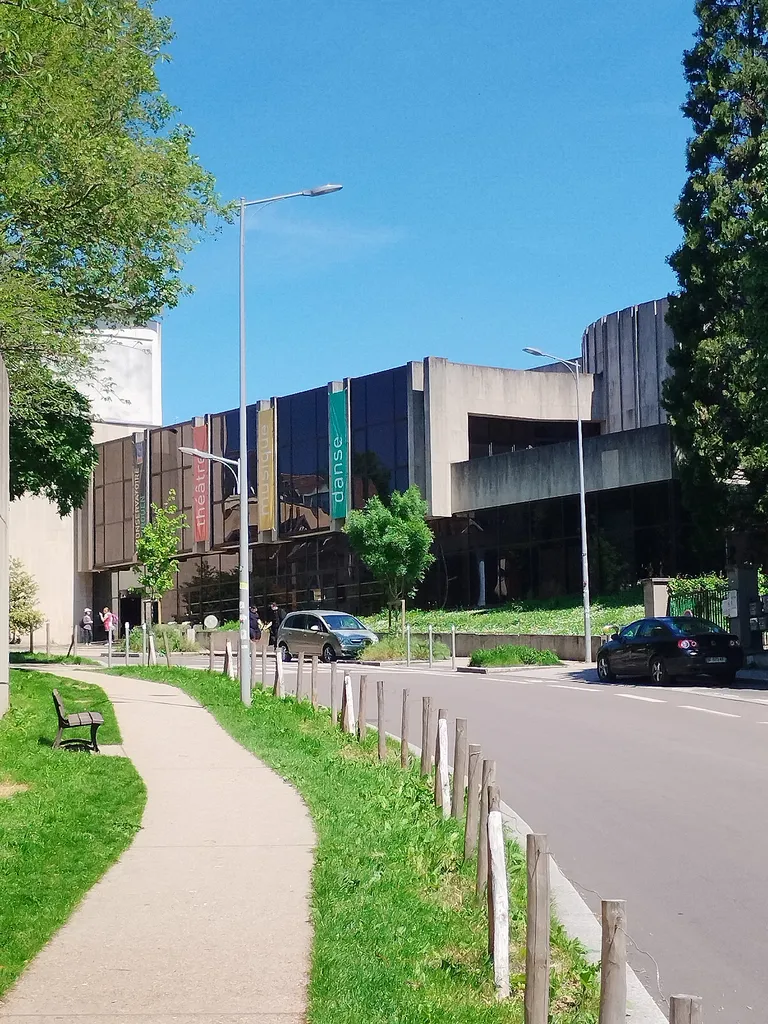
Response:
[664, 1, 768, 540]
[136, 489, 187, 622]
[9, 557, 44, 643]
[0, 0, 224, 507]
[344, 486, 435, 628]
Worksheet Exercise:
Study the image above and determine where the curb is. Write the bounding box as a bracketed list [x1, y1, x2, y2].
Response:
[457, 664, 563, 675]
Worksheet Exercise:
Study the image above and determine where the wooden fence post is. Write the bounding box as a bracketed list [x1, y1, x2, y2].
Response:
[669, 996, 703, 1024]
[141, 623, 146, 667]
[311, 655, 319, 709]
[451, 624, 456, 670]
[148, 634, 157, 667]
[599, 900, 627, 1024]
[524, 834, 550, 1024]
[71, 623, 78, 658]
[124, 622, 131, 667]
[262, 646, 268, 687]
[208, 638, 215, 673]
[357, 674, 368, 741]
[420, 696, 432, 775]
[107, 629, 113, 668]
[46, 621, 51, 658]
[428, 624, 434, 667]
[452, 718, 468, 820]
[435, 709, 450, 817]
[296, 652, 305, 699]
[273, 650, 284, 698]
[377, 680, 386, 761]
[330, 663, 339, 724]
[477, 758, 496, 896]
[162, 631, 172, 669]
[400, 688, 410, 769]
[343, 673, 356, 734]
[487, 783, 510, 999]
[464, 743, 481, 860]
[250, 642, 258, 690]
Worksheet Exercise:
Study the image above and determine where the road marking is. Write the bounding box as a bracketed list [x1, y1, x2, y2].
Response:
[686, 690, 768, 706]
[617, 694, 666, 703]
[679, 705, 740, 718]
[548, 684, 602, 693]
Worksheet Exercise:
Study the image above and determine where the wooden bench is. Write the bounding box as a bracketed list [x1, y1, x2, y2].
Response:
[52, 689, 104, 752]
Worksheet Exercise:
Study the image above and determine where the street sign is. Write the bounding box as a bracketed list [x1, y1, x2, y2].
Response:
[328, 389, 349, 519]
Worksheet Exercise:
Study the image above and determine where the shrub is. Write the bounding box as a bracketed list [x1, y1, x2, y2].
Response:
[365, 635, 450, 661]
[118, 623, 199, 653]
[469, 644, 560, 668]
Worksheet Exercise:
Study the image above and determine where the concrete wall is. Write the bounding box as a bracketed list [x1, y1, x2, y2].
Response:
[424, 357, 600, 518]
[581, 298, 673, 434]
[415, 631, 602, 661]
[451, 423, 673, 514]
[0, 357, 8, 715]
[80, 322, 162, 430]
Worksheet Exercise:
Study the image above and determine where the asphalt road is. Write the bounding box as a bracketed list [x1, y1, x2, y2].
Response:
[265, 657, 768, 1022]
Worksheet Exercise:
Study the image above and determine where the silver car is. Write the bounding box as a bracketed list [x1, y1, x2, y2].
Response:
[277, 609, 378, 662]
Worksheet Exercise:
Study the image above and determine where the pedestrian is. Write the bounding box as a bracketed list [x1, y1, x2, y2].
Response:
[683, 609, 693, 617]
[266, 601, 285, 648]
[81, 608, 93, 645]
[100, 606, 116, 642]
[249, 604, 262, 642]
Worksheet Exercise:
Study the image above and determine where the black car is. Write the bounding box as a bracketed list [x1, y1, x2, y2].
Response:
[596, 616, 743, 685]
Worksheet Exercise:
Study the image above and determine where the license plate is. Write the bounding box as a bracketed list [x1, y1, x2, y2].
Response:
[706, 657, 727, 664]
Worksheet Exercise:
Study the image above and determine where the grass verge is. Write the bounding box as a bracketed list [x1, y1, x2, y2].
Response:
[365, 635, 450, 661]
[470, 645, 561, 668]
[111, 664, 598, 1023]
[9, 652, 99, 666]
[363, 589, 643, 636]
[0, 670, 146, 999]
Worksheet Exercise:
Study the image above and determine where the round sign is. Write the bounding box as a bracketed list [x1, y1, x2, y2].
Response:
[203, 614, 219, 630]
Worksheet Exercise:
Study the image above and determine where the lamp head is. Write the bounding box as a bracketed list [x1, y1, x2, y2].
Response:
[302, 183, 343, 197]
[523, 347, 546, 357]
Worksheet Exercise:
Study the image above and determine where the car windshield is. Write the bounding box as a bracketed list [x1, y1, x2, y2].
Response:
[324, 614, 365, 631]
[669, 617, 726, 636]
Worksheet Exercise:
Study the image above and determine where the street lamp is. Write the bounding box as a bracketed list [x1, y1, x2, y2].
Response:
[233, 184, 343, 704]
[523, 347, 592, 662]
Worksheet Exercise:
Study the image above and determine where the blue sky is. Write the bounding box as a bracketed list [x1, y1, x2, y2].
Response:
[156, 0, 697, 425]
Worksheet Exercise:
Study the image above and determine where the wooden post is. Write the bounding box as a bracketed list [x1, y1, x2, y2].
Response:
[141, 623, 147, 667]
[487, 783, 510, 999]
[296, 652, 305, 699]
[377, 679, 386, 761]
[46, 621, 51, 658]
[400, 688, 410, 768]
[599, 900, 627, 1024]
[451, 624, 457, 670]
[250, 641, 258, 689]
[477, 758, 496, 896]
[343, 673, 356, 734]
[428, 624, 434, 667]
[262, 646, 267, 687]
[452, 718, 468, 820]
[273, 650, 284, 698]
[124, 622, 130, 667]
[420, 696, 432, 775]
[464, 743, 481, 860]
[208, 637, 215, 673]
[148, 634, 157, 667]
[311, 655, 319, 709]
[401, 598, 406, 637]
[669, 996, 703, 1024]
[435, 710, 450, 817]
[524, 834, 550, 1024]
[224, 639, 234, 678]
[330, 662, 339, 724]
[107, 628, 113, 668]
[162, 630, 172, 669]
[71, 623, 78, 658]
[406, 624, 411, 665]
[357, 674, 368, 741]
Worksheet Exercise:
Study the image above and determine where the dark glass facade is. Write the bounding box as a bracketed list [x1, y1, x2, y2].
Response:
[277, 387, 329, 537]
[149, 421, 201, 554]
[468, 415, 601, 460]
[93, 436, 135, 568]
[209, 407, 258, 547]
[351, 366, 409, 507]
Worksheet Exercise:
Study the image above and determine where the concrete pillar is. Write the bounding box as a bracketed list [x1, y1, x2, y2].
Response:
[642, 578, 669, 618]
[727, 565, 762, 653]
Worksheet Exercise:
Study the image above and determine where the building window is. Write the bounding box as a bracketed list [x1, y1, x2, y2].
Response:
[209, 407, 258, 547]
[277, 388, 329, 537]
[351, 365, 408, 506]
[93, 437, 134, 568]
[468, 415, 600, 459]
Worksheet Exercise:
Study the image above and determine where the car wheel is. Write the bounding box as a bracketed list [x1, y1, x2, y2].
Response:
[650, 657, 669, 685]
[278, 642, 291, 662]
[597, 654, 616, 682]
[321, 643, 336, 664]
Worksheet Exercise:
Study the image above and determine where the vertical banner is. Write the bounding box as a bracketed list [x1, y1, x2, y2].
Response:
[133, 434, 147, 548]
[192, 422, 209, 543]
[329, 389, 349, 519]
[257, 406, 276, 532]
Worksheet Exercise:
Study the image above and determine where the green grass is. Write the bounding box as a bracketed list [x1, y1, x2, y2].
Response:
[364, 589, 643, 637]
[0, 670, 146, 999]
[365, 635, 451, 661]
[110, 664, 598, 1024]
[9, 652, 99, 666]
[469, 645, 561, 668]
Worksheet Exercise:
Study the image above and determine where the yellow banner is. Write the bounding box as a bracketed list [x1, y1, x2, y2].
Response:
[257, 406, 276, 532]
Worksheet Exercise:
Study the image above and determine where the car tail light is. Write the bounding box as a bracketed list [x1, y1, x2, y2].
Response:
[678, 639, 698, 650]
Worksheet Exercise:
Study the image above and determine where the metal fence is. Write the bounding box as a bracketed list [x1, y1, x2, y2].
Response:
[667, 588, 729, 630]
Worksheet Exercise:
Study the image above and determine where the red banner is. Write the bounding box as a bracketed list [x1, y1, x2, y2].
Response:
[192, 423, 209, 543]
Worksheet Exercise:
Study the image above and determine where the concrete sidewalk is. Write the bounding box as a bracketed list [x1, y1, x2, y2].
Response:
[0, 668, 316, 1024]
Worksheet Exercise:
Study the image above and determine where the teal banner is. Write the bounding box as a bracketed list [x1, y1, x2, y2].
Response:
[328, 389, 349, 519]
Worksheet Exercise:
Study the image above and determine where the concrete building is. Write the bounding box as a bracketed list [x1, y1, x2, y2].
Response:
[69, 297, 690, 630]
[9, 324, 162, 644]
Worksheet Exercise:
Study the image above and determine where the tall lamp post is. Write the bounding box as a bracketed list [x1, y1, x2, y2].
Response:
[234, 184, 342, 704]
[523, 347, 592, 662]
